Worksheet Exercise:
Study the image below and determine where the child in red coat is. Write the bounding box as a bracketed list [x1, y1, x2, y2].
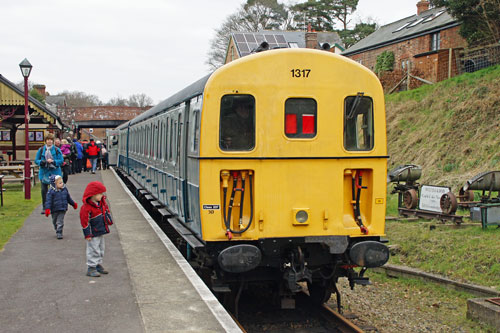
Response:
[79, 181, 113, 277]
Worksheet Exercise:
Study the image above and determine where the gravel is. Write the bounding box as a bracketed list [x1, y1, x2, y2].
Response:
[326, 276, 478, 332]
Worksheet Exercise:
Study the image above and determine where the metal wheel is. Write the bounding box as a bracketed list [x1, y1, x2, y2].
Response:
[440, 192, 458, 214]
[307, 281, 332, 305]
[403, 189, 418, 209]
[459, 188, 474, 202]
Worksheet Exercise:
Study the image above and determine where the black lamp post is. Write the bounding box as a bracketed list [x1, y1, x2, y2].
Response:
[19, 58, 32, 200]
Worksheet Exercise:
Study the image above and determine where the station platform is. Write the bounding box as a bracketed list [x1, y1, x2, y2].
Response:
[0, 169, 240, 332]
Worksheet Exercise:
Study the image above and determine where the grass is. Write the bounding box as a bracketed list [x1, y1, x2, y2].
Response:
[385, 184, 500, 290]
[385, 219, 500, 289]
[0, 183, 41, 250]
[367, 271, 497, 332]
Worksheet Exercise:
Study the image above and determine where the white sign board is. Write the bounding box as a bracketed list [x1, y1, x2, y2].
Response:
[419, 185, 451, 212]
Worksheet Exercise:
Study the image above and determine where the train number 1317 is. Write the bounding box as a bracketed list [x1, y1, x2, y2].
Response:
[290, 69, 311, 78]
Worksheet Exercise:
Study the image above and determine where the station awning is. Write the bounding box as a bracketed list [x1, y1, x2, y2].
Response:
[0, 74, 64, 129]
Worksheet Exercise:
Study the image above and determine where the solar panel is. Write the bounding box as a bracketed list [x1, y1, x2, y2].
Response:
[234, 33, 246, 43]
[255, 34, 265, 43]
[275, 35, 286, 43]
[238, 43, 250, 52]
[264, 34, 276, 43]
[248, 42, 258, 51]
[244, 34, 257, 43]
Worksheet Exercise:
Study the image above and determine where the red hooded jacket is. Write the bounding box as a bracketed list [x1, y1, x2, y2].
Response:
[80, 181, 113, 239]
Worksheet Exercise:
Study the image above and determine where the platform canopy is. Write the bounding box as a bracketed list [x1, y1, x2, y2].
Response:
[0, 74, 64, 130]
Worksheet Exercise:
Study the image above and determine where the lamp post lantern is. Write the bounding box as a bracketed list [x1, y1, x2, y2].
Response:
[19, 58, 32, 199]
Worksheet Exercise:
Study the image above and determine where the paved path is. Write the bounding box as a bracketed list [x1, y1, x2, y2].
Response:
[0, 171, 144, 333]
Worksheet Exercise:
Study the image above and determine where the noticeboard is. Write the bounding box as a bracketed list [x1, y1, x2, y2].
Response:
[419, 185, 451, 212]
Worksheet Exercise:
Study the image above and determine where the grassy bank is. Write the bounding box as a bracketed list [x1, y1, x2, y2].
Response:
[0, 184, 41, 250]
[386, 64, 500, 190]
[384, 65, 500, 291]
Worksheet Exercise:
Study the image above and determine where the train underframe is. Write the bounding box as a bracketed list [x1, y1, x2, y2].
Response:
[191, 236, 388, 314]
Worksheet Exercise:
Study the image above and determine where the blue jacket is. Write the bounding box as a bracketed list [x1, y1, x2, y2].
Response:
[73, 140, 83, 159]
[45, 179, 75, 212]
[35, 145, 64, 184]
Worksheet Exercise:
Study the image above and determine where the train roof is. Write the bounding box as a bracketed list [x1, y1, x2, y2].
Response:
[128, 73, 212, 127]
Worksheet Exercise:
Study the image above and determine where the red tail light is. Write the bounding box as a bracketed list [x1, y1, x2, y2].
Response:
[285, 114, 297, 134]
[302, 114, 315, 134]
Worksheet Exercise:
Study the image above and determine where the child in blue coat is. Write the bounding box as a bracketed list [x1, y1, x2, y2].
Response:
[45, 175, 77, 239]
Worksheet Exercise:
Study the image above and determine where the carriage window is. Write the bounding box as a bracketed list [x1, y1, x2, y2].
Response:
[169, 118, 173, 161]
[284, 98, 317, 138]
[220, 95, 255, 151]
[191, 110, 200, 153]
[344, 95, 374, 151]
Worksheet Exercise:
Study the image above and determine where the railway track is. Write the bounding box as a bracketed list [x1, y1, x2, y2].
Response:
[231, 288, 366, 333]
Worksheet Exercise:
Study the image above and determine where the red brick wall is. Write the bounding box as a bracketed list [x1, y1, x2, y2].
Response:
[346, 25, 466, 89]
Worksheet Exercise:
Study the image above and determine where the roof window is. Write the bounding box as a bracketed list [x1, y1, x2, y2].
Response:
[423, 10, 445, 22]
[407, 18, 424, 27]
[393, 21, 413, 32]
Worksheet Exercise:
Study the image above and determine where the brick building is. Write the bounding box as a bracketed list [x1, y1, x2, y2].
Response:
[342, 1, 467, 90]
[225, 29, 344, 64]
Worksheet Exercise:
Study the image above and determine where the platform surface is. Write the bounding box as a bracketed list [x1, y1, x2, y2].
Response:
[0, 169, 238, 332]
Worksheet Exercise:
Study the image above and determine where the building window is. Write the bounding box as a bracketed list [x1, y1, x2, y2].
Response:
[431, 32, 440, 51]
[288, 42, 299, 48]
[0, 130, 11, 141]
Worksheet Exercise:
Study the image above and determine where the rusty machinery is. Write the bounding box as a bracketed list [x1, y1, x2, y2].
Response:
[447, 171, 500, 228]
[388, 164, 463, 223]
[387, 164, 422, 210]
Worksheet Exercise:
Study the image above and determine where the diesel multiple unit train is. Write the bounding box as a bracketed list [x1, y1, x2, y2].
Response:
[113, 48, 389, 310]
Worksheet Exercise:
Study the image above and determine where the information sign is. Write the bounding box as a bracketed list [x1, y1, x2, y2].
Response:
[419, 185, 451, 212]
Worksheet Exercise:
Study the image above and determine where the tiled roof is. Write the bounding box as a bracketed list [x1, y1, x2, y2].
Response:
[342, 7, 459, 56]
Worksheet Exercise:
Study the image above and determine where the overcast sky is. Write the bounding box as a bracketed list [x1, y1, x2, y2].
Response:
[1, 0, 422, 104]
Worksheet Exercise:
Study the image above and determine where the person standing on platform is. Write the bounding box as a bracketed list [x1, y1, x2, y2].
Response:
[60, 139, 72, 183]
[85, 139, 100, 174]
[35, 134, 64, 214]
[67, 136, 77, 175]
[80, 181, 113, 277]
[44, 175, 77, 239]
[74, 139, 83, 173]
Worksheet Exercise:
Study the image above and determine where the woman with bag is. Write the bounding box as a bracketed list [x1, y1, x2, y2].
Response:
[35, 133, 64, 214]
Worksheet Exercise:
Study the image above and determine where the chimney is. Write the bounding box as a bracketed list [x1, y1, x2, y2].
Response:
[417, 0, 430, 15]
[33, 84, 46, 96]
[305, 24, 318, 50]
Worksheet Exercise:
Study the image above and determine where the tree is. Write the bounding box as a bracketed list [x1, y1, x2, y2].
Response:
[29, 89, 45, 103]
[292, 0, 359, 31]
[430, 0, 500, 46]
[127, 93, 154, 107]
[57, 90, 102, 107]
[106, 96, 128, 106]
[206, 0, 290, 70]
[338, 22, 377, 48]
[241, 0, 288, 31]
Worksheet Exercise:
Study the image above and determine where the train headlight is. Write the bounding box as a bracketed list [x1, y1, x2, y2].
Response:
[293, 209, 309, 225]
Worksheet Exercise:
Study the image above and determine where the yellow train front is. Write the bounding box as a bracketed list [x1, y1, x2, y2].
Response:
[198, 49, 389, 306]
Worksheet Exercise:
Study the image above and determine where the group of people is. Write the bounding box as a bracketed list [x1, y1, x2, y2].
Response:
[35, 133, 114, 277]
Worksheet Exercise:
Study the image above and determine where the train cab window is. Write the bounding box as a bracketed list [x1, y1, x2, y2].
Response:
[220, 95, 255, 151]
[344, 95, 374, 151]
[284, 98, 317, 138]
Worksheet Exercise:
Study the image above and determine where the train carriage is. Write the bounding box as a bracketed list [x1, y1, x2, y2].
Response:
[114, 48, 389, 309]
